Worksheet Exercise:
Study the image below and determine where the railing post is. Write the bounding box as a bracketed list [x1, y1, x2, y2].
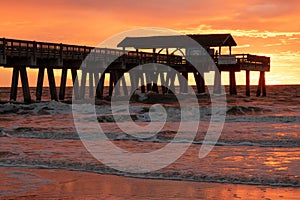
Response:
[1, 38, 6, 64]
[33, 41, 37, 63]
[60, 43, 63, 61]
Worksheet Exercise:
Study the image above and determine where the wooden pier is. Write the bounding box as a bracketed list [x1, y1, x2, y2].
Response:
[0, 34, 270, 103]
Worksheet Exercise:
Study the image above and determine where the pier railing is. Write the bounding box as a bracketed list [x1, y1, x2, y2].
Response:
[217, 54, 270, 71]
[0, 38, 184, 67]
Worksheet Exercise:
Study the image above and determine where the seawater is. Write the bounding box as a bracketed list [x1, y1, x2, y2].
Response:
[0, 86, 299, 187]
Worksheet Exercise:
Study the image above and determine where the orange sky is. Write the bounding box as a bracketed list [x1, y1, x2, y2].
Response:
[0, 0, 299, 86]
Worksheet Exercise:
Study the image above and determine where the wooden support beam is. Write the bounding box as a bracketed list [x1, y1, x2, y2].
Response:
[36, 67, 45, 101]
[113, 71, 121, 96]
[160, 72, 167, 94]
[167, 71, 176, 94]
[180, 72, 188, 93]
[246, 70, 250, 96]
[20, 67, 31, 103]
[229, 71, 237, 95]
[89, 72, 94, 98]
[178, 73, 185, 94]
[71, 69, 80, 100]
[59, 68, 68, 100]
[256, 71, 266, 97]
[96, 73, 105, 98]
[194, 72, 205, 94]
[256, 71, 263, 97]
[47, 68, 58, 101]
[80, 70, 87, 99]
[199, 71, 205, 93]
[129, 71, 137, 94]
[93, 72, 99, 88]
[152, 72, 159, 93]
[261, 71, 266, 96]
[140, 72, 146, 93]
[93, 72, 100, 98]
[213, 71, 222, 94]
[165, 72, 170, 93]
[145, 72, 152, 92]
[193, 72, 200, 93]
[121, 72, 128, 96]
[10, 67, 20, 101]
[108, 72, 114, 96]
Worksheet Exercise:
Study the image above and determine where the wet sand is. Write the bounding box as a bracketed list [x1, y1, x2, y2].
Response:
[0, 167, 299, 200]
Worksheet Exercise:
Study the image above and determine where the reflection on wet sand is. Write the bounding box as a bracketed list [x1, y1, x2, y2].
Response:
[0, 167, 299, 200]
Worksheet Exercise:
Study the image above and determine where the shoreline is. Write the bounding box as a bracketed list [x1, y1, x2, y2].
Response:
[1, 166, 299, 200]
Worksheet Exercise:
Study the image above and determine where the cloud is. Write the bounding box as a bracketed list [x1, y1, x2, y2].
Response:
[180, 25, 300, 38]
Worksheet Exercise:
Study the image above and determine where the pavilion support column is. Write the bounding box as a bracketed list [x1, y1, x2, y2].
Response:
[229, 70, 237, 95]
[80, 70, 87, 99]
[10, 67, 20, 101]
[36, 67, 45, 101]
[47, 68, 58, 101]
[59, 68, 68, 100]
[71, 69, 80, 100]
[213, 70, 222, 94]
[245, 70, 250, 96]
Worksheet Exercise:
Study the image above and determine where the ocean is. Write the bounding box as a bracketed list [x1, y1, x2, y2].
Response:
[0, 85, 299, 199]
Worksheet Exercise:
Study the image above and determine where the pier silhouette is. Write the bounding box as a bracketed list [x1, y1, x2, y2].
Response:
[0, 34, 270, 103]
